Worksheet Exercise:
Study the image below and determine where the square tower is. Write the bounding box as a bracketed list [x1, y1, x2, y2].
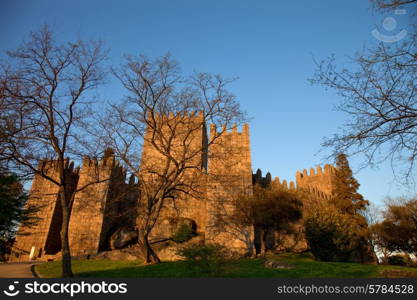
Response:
[10, 160, 79, 261]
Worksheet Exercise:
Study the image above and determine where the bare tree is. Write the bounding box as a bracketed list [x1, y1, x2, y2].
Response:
[99, 54, 246, 263]
[372, 0, 417, 10]
[310, 1, 417, 182]
[214, 185, 303, 256]
[0, 26, 108, 277]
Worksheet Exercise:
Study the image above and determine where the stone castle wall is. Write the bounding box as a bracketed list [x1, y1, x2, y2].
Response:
[205, 124, 254, 251]
[68, 153, 137, 257]
[252, 167, 337, 253]
[140, 112, 210, 243]
[295, 165, 335, 197]
[10, 160, 79, 261]
[141, 112, 253, 253]
[11, 111, 338, 261]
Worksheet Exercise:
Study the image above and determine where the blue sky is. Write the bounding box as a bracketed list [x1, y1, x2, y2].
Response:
[1, 0, 415, 206]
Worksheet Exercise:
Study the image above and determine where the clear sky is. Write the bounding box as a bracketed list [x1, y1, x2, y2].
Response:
[1, 0, 415, 206]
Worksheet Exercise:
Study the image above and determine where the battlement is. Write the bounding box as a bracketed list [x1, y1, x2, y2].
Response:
[208, 123, 251, 177]
[80, 155, 137, 186]
[37, 158, 79, 175]
[209, 123, 249, 140]
[295, 164, 335, 180]
[295, 164, 336, 197]
[270, 176, 296, 190]
[253, 164, 335, 201]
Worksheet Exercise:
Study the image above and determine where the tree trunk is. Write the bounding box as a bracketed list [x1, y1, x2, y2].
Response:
[259, 229, 267, 257]
[59, 187, 73, 277]
[141, 233, 161, 264]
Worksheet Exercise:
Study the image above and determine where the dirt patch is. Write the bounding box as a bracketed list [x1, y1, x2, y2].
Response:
[379, 269, 417, 278]
[264, 260, 294, 269]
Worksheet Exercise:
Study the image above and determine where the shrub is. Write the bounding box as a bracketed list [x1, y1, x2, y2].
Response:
[388, 255, 406, 266]
[171, 223, 196, 243]
[304, 207, 358, 262]
[176, 243, 228, 276]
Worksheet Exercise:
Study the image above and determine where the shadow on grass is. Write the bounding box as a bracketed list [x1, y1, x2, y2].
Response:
[36, 253, 417, 278]
[72, 258, 380, 278]
[76, 261, 204, 278]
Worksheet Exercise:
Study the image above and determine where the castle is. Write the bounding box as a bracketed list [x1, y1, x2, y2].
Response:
[9, 112, 336, 262]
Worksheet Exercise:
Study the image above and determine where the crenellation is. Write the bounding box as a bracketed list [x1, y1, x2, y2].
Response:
[12, 110, 342, 262]
[310, 168, 315, 176]
[243, 123, 249, 134]
[209, 124, 251, 140]
[324, 164, 333, 174]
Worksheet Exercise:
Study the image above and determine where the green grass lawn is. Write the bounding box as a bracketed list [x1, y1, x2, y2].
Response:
[36, 253, 417, 278]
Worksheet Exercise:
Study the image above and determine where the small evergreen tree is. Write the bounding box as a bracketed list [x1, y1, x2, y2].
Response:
[327, 154, 376, 263]
[331, 153, 369, 225]
[0, 168, 33, 261]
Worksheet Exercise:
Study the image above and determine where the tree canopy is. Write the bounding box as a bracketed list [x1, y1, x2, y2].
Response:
[311, 1, 417, 182]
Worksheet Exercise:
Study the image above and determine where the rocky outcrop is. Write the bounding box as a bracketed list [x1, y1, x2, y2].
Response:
[109, 227, 138, 250]
[93, 244, 141, 261]
[150, 217, 197, 242]
[152, 235, 204, 261]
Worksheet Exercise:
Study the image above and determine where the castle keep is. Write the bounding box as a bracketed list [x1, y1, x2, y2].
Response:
[10, 113, 337, 261]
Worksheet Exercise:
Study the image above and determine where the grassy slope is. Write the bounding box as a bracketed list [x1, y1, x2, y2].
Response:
[36, 253, 417, 278]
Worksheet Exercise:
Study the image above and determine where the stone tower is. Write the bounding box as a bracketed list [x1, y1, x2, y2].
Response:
[10, 160, 79, 261]
[140, 112, 253, 254]
[68, 150, 137, 256]
[205, 124, 254, 252]
[141, 112, 210, 242]
[140, 111, 208, 175]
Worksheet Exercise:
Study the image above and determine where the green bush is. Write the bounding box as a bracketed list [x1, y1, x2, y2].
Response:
[388, 255, 406, 266]
[304, 207, 358, 262]
[171, 223, 196, 243]
[176, 243, 228, 276]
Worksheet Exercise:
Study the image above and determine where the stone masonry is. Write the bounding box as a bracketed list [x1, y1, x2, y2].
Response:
[10, 112, 339, 261]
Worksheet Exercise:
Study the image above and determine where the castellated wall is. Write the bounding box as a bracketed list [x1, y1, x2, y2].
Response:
[295, 164, 335, 198]
[10, 109, 340, 261]
[68, 152, 137, 257]
[10, 160, 79, 261]
[140, 112, 210, 242]
[252, 167, 336, 253]
[11, 152, 138, 261]
[141, 112, 254, 254]
[254, 164, 335, 203]
[205, 124, 254, 252]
